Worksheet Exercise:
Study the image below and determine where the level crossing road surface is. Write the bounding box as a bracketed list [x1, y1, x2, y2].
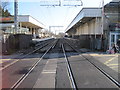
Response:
[87, 53, 119, 72]
[0, 38, 119, 89]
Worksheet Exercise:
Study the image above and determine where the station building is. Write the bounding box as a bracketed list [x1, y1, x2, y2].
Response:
[65, 0, 120, 51]
[0, 15, 45, 38]
[104, 0, 120, 50]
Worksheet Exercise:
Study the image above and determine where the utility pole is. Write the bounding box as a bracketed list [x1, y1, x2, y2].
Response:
[14, 0, 18, 34]
[101, 0, 104, 35]
[101, 0, 104, 50]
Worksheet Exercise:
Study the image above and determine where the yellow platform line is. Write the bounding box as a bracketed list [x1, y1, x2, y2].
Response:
[89, 54, 117, 57]
[0, 58, 17, 63]
[0, 59, 12, 60]
[0, 59, 19, 70]
[0, 58, 35, 70]
[107, 64, 118, 66]
[0, 59, 12, 64]
[110, 66, 118, 69]
[0, 58, 35, 64]
[104, 56, 118, 64]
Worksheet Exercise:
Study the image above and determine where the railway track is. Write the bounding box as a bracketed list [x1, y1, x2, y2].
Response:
[2, 38, 120, 89]
[63, 38, 120, 89]
[62, 44, 77, 90]
[1, 39, 55, 71]
[2, 39, 57, 88]
[10, 39, 58, 89]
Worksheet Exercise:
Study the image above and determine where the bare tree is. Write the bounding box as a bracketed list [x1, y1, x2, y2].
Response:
[1, 1, 9, 11]
[0, 0, 11, 17]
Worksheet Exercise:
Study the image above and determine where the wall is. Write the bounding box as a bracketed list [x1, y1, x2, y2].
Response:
[2, 34, 32, 54]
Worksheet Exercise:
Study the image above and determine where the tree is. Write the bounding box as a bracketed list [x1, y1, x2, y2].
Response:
[0, 1, 11, 17]
[1, 2, 9, 11]
[4, 9, 11, 17]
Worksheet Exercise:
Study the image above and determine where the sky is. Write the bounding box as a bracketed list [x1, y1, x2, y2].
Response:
[6, 0, 112, 34]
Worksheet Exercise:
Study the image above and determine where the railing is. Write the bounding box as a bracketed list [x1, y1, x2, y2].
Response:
[4, 27, 29, 34]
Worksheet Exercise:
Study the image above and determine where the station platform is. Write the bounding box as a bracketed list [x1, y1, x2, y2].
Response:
[32, 38, 54, 42]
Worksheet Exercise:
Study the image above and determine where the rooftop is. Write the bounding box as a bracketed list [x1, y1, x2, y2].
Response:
[65, 8, 102, 33]
[0, 15, 46, 29]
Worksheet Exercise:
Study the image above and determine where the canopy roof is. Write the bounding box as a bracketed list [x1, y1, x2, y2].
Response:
[65, 8, 102, 33]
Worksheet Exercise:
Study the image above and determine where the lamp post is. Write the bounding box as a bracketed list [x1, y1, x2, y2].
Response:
[14, 0, 18, 34]
[101, 0, 104, 50]
[104, 14, 111, 50]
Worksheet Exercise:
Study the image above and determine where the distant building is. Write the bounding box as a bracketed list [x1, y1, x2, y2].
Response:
[65, 1, 120, 51]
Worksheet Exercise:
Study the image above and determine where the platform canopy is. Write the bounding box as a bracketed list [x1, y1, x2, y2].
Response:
[65, 8, 102, 33]
[0, 15, 45, 29]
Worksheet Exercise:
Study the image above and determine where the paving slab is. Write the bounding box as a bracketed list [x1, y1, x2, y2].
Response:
[33, 59, 57, 88]
[56, 58, 71, 88]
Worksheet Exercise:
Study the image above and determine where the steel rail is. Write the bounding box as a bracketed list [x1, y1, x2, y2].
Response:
[10, 40, 57, 89]
[52, 39, 59, 49]
[64, 38, 120, 88]
[62, 44, 77, 90]
[21, 39, 55, 58]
